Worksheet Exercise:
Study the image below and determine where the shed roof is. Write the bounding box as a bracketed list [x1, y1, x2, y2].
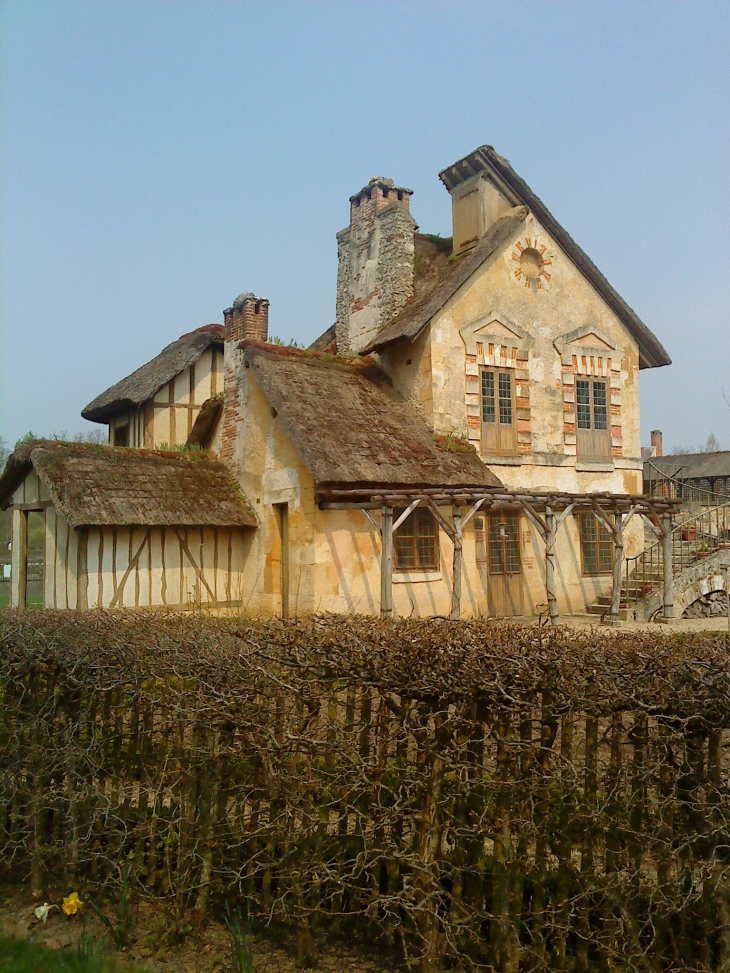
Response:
[243, 344, 503, 490]
[645, 451, 730, 481]
[81, 325, 225, 423]
[362, 208, 527, 354]
[0, 441, 256, 529]
[437, 146, 670, 369]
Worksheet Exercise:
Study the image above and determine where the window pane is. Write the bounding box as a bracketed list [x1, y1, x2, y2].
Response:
[489, 517, 505, 574]
[481, 371, 495, 423]
[576, 380, 591, 429]
[593, 381, 608, 430]
[504, 515, 521, 574]
[394, 507, 438, 570]
[498, 372, 512, 425]
[579, 514, 613, 576]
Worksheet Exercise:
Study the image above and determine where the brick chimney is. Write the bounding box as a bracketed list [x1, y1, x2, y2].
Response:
[219, 291, 268, 474]
[223, 292, 269, 344]
[336, 177, 417, 355]
[650, 429, 663, 457]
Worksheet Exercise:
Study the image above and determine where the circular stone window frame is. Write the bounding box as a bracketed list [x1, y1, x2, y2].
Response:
[509, 236, 554, 292]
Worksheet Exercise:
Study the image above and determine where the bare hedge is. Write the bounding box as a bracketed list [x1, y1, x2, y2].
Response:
[1, 610, 729, 971]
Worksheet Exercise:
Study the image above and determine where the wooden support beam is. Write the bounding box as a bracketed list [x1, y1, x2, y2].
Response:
[109, 529, 151, 608]
[610, 511, 624, 619]
[661, 513, 674, 621]
[545, 506, 559, 626]
[13, 509, 28, 609]
[363, 509, 381, 533]
[380, 506, 393, 616]
[451, 505, 463, 621]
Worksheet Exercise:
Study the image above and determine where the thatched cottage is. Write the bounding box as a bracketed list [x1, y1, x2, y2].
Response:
[1, 145, 677, 620]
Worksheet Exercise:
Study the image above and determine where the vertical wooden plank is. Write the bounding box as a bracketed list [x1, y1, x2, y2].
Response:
[11, 509, 27, 609]
[178, 531, 184, 605]
[450, 505, 462, 620]
[85, 529, 98, 608]
[144, 401, 154, 449]
[76, 528, 88, 610]
[610, 511, 623, 618]
[380, 506, 393, 616]
[213, 529, 219, 602]
[112, 528, 118, 599]
[67, 522, 78, 608]
[161, 528, 168, 605]
[147, 527, 153, 605]
[661, 515, 674, 620]
[169, 379, 176, 446]
[545, 507, 559, 625]
[188, 362, 196, 437]
[46, 507, 57, 608]
[97, 529, 104, 607]
[227, 530, 232, 602]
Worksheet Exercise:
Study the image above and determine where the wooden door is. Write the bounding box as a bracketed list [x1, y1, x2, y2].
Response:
[487, 513, 524, 617]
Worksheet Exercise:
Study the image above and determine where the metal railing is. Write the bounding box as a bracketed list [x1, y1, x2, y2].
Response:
[645, 461, 730, 505]
[623, 501, 730, 606]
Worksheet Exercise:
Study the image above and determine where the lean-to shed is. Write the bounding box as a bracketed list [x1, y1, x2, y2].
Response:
[0, 441, 257, 610]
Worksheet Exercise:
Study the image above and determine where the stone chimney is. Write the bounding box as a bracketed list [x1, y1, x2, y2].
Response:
[650, 429, 663, 457]
[223, 292, 269, 344]
[336, 177, 417, 355]
[219, 291, 268, 473]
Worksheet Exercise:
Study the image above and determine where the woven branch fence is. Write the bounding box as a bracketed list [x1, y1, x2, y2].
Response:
[1, 611, 729, 972]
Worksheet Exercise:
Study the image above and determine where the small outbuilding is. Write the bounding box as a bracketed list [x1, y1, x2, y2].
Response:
[0, 441, 257, 610]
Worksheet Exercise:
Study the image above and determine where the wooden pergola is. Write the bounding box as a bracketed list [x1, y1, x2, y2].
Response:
[317, 486, 682, 624]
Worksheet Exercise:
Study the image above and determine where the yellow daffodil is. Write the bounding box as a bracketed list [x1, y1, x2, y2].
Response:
[62, 892, 82, 916]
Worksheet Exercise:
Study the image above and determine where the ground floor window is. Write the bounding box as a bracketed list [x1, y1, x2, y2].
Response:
[578, 512, 613, 576]
[488, 513, 521, 575]
[394, 507, 439, 571]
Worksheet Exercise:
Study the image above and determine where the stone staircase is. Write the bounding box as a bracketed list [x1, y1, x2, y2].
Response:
[585, 498, 730, 621]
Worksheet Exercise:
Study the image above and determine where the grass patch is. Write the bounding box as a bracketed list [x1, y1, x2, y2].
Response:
[0, 934, 149, 973]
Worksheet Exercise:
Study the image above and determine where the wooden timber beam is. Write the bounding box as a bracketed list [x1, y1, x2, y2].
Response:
[380, 506, 393, 616]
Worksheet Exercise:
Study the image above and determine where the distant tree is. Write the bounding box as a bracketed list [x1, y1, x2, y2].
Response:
[704, 432, 721, 452]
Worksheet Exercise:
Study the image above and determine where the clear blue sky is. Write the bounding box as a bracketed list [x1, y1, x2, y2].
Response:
[2, 0, 728, 452]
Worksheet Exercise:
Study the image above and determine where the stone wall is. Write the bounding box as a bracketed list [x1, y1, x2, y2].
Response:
[335, 177, 416, 355]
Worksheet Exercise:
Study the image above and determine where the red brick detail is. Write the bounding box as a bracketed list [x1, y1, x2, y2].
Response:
[224, 297, 269, 344]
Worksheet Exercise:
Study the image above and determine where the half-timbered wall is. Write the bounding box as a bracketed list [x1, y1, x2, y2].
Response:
[8, 468, 249, 610]
[109, 346, 223, 448]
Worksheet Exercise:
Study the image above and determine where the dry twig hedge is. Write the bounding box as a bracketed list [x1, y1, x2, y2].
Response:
[1, 611, 729, 971]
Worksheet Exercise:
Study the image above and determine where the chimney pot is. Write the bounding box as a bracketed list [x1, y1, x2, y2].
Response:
[650, 429, 663, 457]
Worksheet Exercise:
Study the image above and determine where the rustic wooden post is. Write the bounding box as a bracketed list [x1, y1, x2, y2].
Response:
[12, 509, 28, 609]
[545, 506, 559, 626]
[610, 511, 623, 619]
[380, 505, 393, 616]
[661, 513, 674, 621]
[450, 505, 462, 621]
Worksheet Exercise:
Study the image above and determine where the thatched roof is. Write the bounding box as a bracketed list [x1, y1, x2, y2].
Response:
[243, 344, 503, 490]
[0, 441, 256, 529]
[362, 208, 528, 354]
[437, 147, 671, 369]
[82, 325, 225, 423]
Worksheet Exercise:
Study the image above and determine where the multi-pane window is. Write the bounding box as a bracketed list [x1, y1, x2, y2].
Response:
[481, 371, 495, 422]
[575, 378, 610, 457]
[394, 507, 439, 571]
[488, 514, 521, 575]
[480, 368, 517, 455]
[578, 513, 614, 575]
